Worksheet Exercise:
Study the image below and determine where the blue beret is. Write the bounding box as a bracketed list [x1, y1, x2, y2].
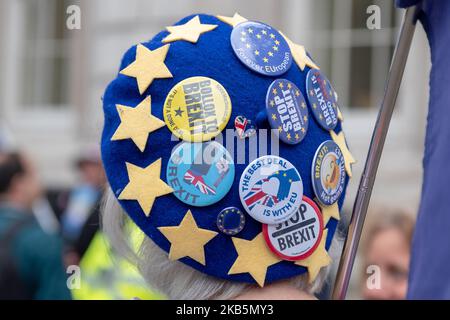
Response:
[101, 13, 352, 286]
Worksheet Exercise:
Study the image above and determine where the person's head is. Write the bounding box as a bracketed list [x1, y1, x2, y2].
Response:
[361, 209, 415, 300]
[102, 188, 338, 299]
[76, 146, 106, 188]
[100, 13, 352, 300]
[0, 152, 41, 209]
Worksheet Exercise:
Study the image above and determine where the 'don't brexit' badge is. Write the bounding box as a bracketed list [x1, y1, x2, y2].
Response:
[263, 196, 323, 261]
[311, 140, 346, 206]
[306, 69, 338, 131]
[239, 155, 303, 225]
[266, 79, 309, 144]
[230, 21, 292, 76]
[166, 141, 235, 206]
[163, 76, 232, 142]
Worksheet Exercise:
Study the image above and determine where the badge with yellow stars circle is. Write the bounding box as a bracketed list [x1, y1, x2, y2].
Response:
[265, 79, 309, 144]
[163, 76, 232, 142]
[306, 69, 338, 131]
[166, 141, 235, 207]
[311, 140, 346, 206]
[230, 21, 292, 76]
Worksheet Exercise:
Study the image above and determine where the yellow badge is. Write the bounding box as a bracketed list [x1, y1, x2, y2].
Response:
[163, 76, 232, 142]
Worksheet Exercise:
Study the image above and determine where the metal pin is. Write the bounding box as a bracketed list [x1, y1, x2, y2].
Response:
[332, 5, 420, 300]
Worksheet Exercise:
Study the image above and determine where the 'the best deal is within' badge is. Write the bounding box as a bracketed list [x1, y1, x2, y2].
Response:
[239, 155, 303, 225]
[164, 76, 232, 142]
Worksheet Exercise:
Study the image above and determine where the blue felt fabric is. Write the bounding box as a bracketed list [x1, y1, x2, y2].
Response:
[101, 14, 349, 285]
[396, 0, 450, 299]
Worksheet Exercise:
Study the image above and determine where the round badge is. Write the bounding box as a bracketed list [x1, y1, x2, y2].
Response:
[230, 21, 292, 76]
[166, 141, 235, 206]
[239, 155, 303, 224]
[263, 196, 324, 261]
[163, 76, 232, 142]
[311, 140, 346, 206]
[266, 79, 309, 144]
[306, 69, 338, 131]
[234, 115, 257, 139]
[217, 207, 246, 236]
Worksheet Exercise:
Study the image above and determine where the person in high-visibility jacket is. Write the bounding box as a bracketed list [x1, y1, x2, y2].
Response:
[71, 222, 163, 300]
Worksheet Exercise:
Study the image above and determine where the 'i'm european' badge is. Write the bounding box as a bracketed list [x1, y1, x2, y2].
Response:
[230, 21, 292, 76]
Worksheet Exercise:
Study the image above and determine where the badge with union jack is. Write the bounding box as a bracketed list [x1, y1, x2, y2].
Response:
[166, 141, 235, 207]
[239, 155, 303, 225]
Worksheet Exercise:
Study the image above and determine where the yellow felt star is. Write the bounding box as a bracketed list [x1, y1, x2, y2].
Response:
[120, 44, 172, 95]
[280, 32, 319, 71]
[330, 130, 356, 177]
[111, 96, 165, 152]
[295, 229, 332, 283]
[228, 233, 281, 287]
[163, 16, 217, 44]
[217, 12, 248, 27]
[158, 210, 217, 265]
[317, 201, 340, 225]
[119, 159, 173, 216]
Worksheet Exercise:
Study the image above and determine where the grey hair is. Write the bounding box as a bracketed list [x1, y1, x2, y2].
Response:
[102, 187, 340, 300]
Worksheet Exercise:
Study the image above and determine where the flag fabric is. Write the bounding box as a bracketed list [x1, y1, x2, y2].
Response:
[397, 0, 450, 299]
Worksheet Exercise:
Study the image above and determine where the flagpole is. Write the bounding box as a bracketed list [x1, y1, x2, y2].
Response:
[331, 5, 420, 300]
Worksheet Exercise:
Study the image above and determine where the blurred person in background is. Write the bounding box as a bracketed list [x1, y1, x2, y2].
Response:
[0, 151, 71, 299]
[360, 210, 415, 300]
[61, 146, 106, 265]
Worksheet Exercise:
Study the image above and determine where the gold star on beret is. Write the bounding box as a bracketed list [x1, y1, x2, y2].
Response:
[162, 15, 217, 44]
[118, 159, 173, 216]
[216, 12, 248, 27]
[317, 201, 340, 226]
[111, 96, 165, 152]
[228, 233, 281, 287]
[120, 44, 172, 95]
[330, 130, 356, 177]
[158, 210, 217, 265]
[280, 32, 320, 71]
[295, 229, 332, 283]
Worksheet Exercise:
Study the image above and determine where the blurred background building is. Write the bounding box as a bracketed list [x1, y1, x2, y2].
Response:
[0, 0, 430, 298]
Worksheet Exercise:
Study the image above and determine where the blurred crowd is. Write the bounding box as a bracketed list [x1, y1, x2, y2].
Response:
[0, 144, 415, 300]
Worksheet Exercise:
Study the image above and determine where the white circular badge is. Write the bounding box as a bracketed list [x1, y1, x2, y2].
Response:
[263, 196, 324, 261]
[239, 155, 303, 224]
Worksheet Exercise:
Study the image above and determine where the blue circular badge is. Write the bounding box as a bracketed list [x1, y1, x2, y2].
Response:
[266, 79, 309, 144]
[217, 207, 246, 236]
[166, 141, 235, 207]
[306, 69, 338, 131]
[239, 155, 303, 225]
[311, 140, 346, 206]
[230, 21, 292, 76]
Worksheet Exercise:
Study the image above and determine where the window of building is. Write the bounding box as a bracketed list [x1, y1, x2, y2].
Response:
[19, 0, 72, 109]
[311, 0, 399, 110]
